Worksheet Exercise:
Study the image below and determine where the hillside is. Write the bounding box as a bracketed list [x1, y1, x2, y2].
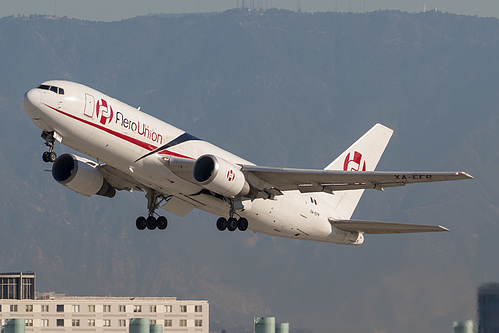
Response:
[0, 9, 497, 333]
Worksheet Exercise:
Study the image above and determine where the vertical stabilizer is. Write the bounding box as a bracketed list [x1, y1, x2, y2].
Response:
[325, 123, 393, 219]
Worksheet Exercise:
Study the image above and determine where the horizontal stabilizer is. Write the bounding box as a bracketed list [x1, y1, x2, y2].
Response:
[329, 218, 449, 234]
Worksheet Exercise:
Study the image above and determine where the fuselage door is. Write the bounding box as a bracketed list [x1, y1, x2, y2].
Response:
[84, 93, 95, 118]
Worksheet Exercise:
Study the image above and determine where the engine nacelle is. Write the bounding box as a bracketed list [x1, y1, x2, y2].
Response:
[52, 154, 116, 198]
[193, 154, 250, 197]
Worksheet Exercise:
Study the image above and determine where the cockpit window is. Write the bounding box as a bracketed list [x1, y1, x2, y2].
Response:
[37, 84, 65, 95]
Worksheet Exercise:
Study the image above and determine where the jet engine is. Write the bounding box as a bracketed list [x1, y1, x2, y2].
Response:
[193, 154, 250, 197]
[52, 154, 116, 198]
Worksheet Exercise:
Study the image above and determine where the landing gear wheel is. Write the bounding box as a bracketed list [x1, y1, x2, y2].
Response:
[48, 151, 57, 162]
[42, 151, 57, 163]
[157, 216, 168, 230]
[42, 151, 50, 163]
[136, 216, 146, 230]
[216, 217, 227, 231]
[146, 216, 157, 230]
[237, 218, 248, 231]
[227, 217, 238, 231]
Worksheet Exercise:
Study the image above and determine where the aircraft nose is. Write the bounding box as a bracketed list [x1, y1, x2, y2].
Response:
[23, 88, 42, 113]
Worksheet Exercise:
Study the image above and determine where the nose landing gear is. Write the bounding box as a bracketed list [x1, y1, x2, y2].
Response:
[41, 131, 57, 163]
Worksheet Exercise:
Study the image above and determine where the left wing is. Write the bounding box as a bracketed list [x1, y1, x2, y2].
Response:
[329, 219, 449, 234]
[240, 165, 473, 194]
[99, 164, 144, 191]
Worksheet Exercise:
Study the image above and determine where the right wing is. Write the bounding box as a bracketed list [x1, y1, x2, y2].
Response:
[329, 218, 449, 234]
[160, 156, 473, 197]
[159, 123, 472, 198]
[240, 166, 473, 193]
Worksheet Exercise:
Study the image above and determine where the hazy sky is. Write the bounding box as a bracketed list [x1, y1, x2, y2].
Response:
[1, 0, 499, 21]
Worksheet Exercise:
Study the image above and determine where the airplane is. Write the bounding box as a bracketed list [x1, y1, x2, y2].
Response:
[23, 80, 473, 245]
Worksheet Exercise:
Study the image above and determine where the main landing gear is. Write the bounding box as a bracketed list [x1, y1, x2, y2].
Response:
[136, 189, 169, 231]
[41, 131, 57, 163]
[216, 198, 249, 232]
[216, 217, 248, 232]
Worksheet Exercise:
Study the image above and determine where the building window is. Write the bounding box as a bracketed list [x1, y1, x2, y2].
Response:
[72, 319, 80, 327]
[180, 305, 187, 312]
[165, 305, 172, 313]
[133, 305, 142, 312]
[195, 320, 203, 327]
[0, 277, 22, 300]
[25, 304, 33, 312]
[149, 305, 156, 312]
[41, 305, 49, 312]
[41, 319, 49, 327]
[150, 319, 156, 325]
[88, 305, 95, 312]
[21, 277, 34, 300]
[179, 319, 187, 327]
[88, 319, 95, 327]
[119, 319, 126, 327]
[0, 275, 33, 300]
[57, 319, 64, 327]
[164, 319, 172, 327]
[25, 319, 33, 327]
[10, 305, 18, 312]
[103, 319, 111, 327]
[56, 304, 64, 312]
[0, 305, 2, 312]
[118, 305, 126, 312]
[195, 305, 202, 312]
[103, 305, 111, 312]
[72, 305, 80, 313]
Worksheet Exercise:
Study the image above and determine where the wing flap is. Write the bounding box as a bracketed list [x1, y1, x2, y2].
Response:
[160, 196, 194, 217]
[329, 218, 450, 234]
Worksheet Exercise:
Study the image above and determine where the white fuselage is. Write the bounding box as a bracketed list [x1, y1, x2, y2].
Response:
[24, 80, 362, 245]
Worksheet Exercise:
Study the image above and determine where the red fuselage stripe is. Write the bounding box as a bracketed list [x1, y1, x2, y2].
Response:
[43, 103, 194, 160]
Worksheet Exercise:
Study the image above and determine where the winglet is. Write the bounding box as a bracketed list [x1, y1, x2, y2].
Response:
[457, 171, 474, 179]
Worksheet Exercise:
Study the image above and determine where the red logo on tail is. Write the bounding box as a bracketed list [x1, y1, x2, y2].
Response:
[96, 99, 114, 125]
[344, 151, 366, 171]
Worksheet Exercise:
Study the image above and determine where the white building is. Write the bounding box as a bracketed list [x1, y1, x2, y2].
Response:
[0, 294, 208, 332]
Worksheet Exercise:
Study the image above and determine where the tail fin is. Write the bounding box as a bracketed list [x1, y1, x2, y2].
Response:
[324, 123, 393, 219]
